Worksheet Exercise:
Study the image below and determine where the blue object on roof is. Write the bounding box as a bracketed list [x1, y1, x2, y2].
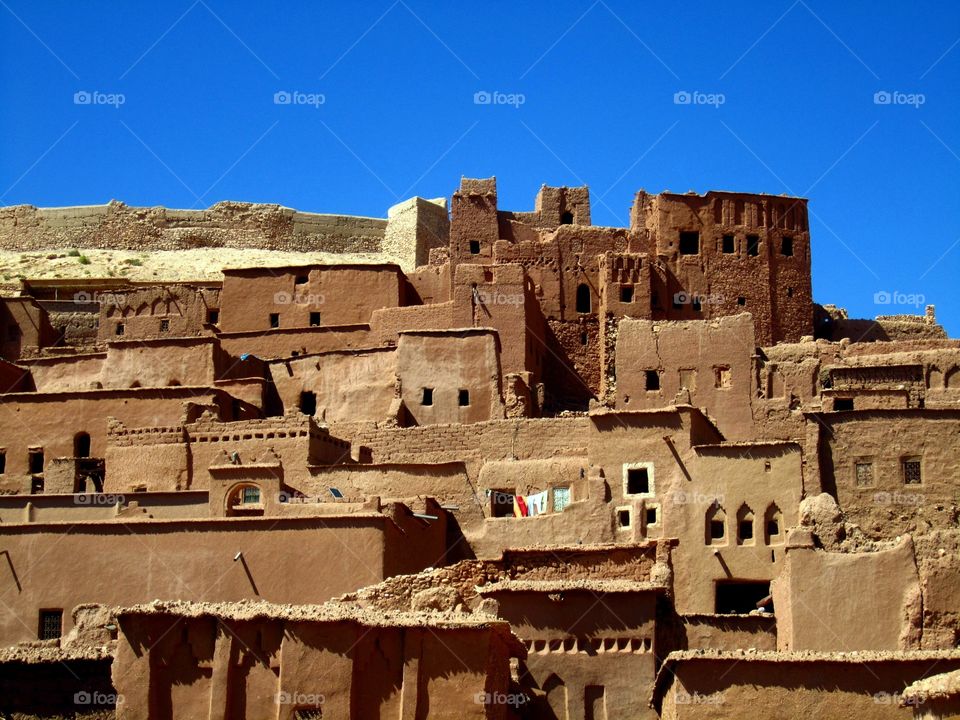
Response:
[240, 353, 250, 361]
[329, 487, 344, 499]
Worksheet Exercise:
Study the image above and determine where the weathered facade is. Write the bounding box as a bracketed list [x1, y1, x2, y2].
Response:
[0, 178, 955, 719]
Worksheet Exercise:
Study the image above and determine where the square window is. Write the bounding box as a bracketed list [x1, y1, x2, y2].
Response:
[722, 235, 735, 253]
[115, 322, 125, 336]
[269, 313, 280, 329]
[646, 507, 658, 526]
[714, 366, 732, 388]
[737, 296, 746, 306]
[491, 489, 513, 518]
[309, 312, 321, 327]
[295, 274, 308, 285]
[903, 458, 922, 485]
[855, 462, 874, 488]
[207, 310, 219, 325]
[620, 285, 634, 303]
[645, 370, 660, 391]
[617, 508, 631, 528]
[747, 235, 760, 256]
[469, 240, 481, 255]
[553, 487, 570, 512]
[458, 389, 470, 406]
[781, 236, 794, 256]
[679, 231, 700, 255]
[421, 388, 434, 406]
[160, 318, 169, 332]
[28, 449, 43, 475]
[627, 467, 650, 495]
[38, 609, 62, 640]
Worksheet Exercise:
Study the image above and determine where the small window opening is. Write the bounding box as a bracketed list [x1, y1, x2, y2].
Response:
[28, 449, 44, 474]
[269, 313, 280, 328]
[580, 331, 588, 346]
[421, 388, 434, 406]
[691, 296, 702, 313]
[576, 284, 591, 313]
[299, 391, 317, 416]
[617, 509, 631, 528]
[714, 366, 732, 388]
[903, 458, 922, 485]
[560, 211, 574, 225]
[38, 610, 62, 640]
[834, 398, 854, 411]
[115, 322, 125, 336]
[620, 285, 634, 303]
[469, 240, 481, 255]
[787, 287, 794, 297]
[74, 433, 91, 458]
[160, 318, 169, 332]
[747, 235, 760, 256]
[679, 231, 700, 255]
[855, 462, 874, 487]
[722, 235, 735, 253]
[781, 236, 793, 256]
[208, 310, 219, 325]
[646, 507, 658, 526]
[458, 389, 470, 406]
[0, 451, 5, 474]
[739, 519, 754, 541]
[491, 490, 513, 518]
[710, 520, 725, 540]
[645, 370, 660, 391]
[767, 519, 780, 537]
[626, 467, 650, 495]
[737, 296, 746, 306]
[295, 275, 308, 285]
[309, 312, 321, 327]
[715, 582, 771, 614]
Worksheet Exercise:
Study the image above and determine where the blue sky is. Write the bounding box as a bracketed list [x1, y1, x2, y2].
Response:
[1, 1, 958, 335]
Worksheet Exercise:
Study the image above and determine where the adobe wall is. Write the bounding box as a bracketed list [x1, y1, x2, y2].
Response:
[0, 297, 58, 361]
[614, 315, 757, 440]
[0, 657, 115, 717]
[219, 264, 404, 333]
[0, 516, 403, 646]
[0, 490, 209, 523]
[381, 196, 450, 270]
[771, 536, 922, 651]
[494, 589, 659, 719]
[268, 348, 398, 423]
[657, 653, 960, 720]
[670, 442, 803, 614]
[98, 284, 219, 342]
[0, 387, 224, 492]
[0, 201, 388, 253]
[217, 324, 374, 360]
[113, 609, 516, 720]
[397, 329, 505, 425]
[631, 190, 813, 345]
[815, 410, 960, 537]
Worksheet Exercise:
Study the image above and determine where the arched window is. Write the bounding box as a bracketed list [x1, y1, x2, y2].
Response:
[765, 503, 783, 545]
[736, 503, 755, 545]
[74, 432, 91, 458]
[575, 284, 591, 314]
[705, 503, 726, 545]
[226, 484, 264, 517]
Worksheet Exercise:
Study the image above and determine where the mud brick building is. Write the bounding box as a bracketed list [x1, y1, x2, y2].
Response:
[0, 178, 956, 719]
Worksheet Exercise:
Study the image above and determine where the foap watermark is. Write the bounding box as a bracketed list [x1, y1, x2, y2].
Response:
[474, 691, 529, 708]
[76, 493, 125, 506]
[74, 691, 123, 706]
[674, 90, 725, 108]
[675, 690, 726, 705]
[274, 291, 325, 306]
[873, 491, 924, 507]
[276, 691, 325, 706]
[73, 291, 126, 307]
[873, 290, 925, 308]
[473, 90, 525, 108]
[667, 490, 724, 507]
[74, 90, 126, 108]
[873, 90, 925, 108]
[673, 291, 723, 306]
[475, 289, 524, 306]
[274, 90, 325, 108]
[874, 690, 925, 707]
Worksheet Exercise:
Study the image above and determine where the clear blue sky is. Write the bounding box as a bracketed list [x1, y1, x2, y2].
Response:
[2, 1, 958, 335]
